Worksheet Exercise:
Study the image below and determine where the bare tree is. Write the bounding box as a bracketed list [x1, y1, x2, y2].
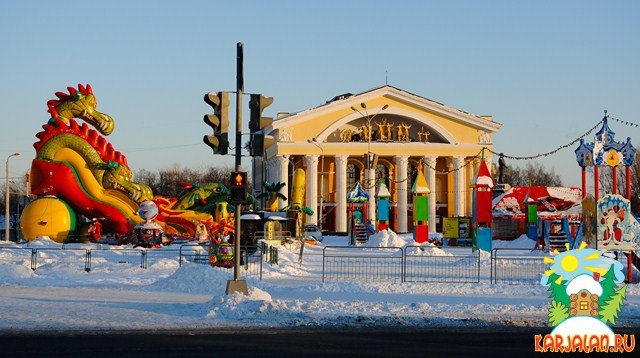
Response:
[133, 165, 242, 198]
[493, 161, 563, 187]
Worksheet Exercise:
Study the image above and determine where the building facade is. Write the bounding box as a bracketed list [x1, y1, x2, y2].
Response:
[253, 86, 501, 234]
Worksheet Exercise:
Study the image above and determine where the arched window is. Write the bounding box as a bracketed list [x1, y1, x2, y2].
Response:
[407, 164, 418, 201]
[347, 163, 360, 192]
[375, 164, 389, 182]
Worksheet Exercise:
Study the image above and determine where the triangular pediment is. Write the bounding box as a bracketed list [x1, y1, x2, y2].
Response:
[269, 85, 501, 145]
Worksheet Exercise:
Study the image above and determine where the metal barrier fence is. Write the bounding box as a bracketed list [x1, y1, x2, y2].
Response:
[322, 246, 404, 282]
[179, 244, 268, 279]
[2, 244, 551, 285]
[404, 246, 480, 283]
[88, 249, 146, 270]
[34, 248, 89, 272]
[490, 248, 549, 285]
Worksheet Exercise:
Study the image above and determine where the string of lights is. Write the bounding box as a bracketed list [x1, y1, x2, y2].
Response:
[423, 149, 485, 173]
[486, 118, 605, 160]
[608, 115, 640, 128]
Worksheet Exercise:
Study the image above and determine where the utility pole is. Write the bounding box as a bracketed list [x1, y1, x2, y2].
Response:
[226, 42, 248, 295]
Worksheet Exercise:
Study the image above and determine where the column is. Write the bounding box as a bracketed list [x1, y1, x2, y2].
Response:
[453, 156, 465, 217]
[304, 155, 319, 225]
[396, 155, 409, 233]
[275, 155, 290, 209]
[335, 155, 348, 233]
[424, 156, 437, 232]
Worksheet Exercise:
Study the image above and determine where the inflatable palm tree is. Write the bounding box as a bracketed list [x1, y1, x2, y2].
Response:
[256, 181, 287, 211]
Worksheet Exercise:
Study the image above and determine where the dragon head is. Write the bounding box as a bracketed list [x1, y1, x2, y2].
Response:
[47, 84, 115, 136]
[174, 182, 231, 211]
[96, 161, 153, 203]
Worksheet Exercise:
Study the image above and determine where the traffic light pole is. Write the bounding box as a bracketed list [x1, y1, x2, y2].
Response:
[226, 42, 248, 295]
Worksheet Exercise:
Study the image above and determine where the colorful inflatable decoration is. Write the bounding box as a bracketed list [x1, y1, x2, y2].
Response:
[282, 168, 313, 237]
[132, 201, 163, 248]
[20, 196, 76, 243]
[255, 181, 287, 212]
[20, 84, 230, 243]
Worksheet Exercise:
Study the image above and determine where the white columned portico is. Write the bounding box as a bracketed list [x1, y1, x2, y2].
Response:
[453, 156, 465, 217]
[424, 156, 437, 232]
[274, 155, 290, 210]
[396, 155, 409, 233]
[304, 155, 319, 225]
[335, 155, 348, 233]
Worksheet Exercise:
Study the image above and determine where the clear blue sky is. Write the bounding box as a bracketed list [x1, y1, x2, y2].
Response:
[1, 0, 639, 187]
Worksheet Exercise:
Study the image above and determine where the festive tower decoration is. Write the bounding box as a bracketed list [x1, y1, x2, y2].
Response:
[347, 182, 370, 244]
[575, 112, 638, 282]
[375, 179, 391, 231]
[575, 112, 636, 201]
[523, 184, 538, 243]
[470, 159, 493, 252]
[411, 167, 430, 243]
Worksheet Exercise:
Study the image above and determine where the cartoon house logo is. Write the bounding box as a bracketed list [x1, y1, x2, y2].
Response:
[536, 242, 635, 353]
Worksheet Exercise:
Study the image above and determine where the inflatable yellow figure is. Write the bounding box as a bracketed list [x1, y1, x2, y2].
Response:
[283, 168, 314, 237]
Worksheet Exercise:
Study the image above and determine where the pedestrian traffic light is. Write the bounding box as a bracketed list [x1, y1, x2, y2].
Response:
[203, 91, 229, 155]
[230, 171, 248, 203]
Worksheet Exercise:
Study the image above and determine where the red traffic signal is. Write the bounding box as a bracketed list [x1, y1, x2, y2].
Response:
[230, 171, 248, 203]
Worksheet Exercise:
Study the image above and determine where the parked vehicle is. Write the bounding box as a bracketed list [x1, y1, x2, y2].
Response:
[303, 224, 323, 242]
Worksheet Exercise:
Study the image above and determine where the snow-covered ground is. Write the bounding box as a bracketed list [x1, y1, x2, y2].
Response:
[0, 231, 638, 332]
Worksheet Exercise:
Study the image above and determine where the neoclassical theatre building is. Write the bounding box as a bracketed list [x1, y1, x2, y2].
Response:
[253, 85, 501, 234]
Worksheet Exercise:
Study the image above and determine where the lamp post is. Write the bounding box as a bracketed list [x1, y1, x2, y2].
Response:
[5, 152, 20, 242]
[308, 138, 325, 230]
[350, 103, 388, 226]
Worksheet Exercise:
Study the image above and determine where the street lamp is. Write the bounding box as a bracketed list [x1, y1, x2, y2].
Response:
[350, 103, 388, 176]
[5, 152, 20, 242]
[308, 138, 325, 230]
[350, 103, 388, 228]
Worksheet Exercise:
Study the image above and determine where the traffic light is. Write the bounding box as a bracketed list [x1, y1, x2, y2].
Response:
[248, 94, 273, 133]
[248, 94, 273, 157]
[230, 171, 248, 203]
[203, 91, 229, 155]
[250, 133, 264, 157]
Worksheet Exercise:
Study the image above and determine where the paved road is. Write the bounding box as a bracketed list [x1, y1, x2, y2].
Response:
[5, 327, 636, 357]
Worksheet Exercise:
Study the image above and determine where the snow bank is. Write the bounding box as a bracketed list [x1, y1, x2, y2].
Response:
[363, 229, 409, 248]
[492, 235, 537, 249]
[404, 243, 452, 256]
[147, 264, 232, 294]
[0, 262, 34, 282]
[25, 236, 61, 247]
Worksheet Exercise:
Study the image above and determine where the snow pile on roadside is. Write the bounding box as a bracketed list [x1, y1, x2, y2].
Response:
[404, 243, 452, 256]
[492, 235, 537, 249]
[147, 264, 231, 294]
[0, 262, 34, 282]
[364, 229, 409, 248]
[25, 236, 60, 247]
[203, 287, 315, 325]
